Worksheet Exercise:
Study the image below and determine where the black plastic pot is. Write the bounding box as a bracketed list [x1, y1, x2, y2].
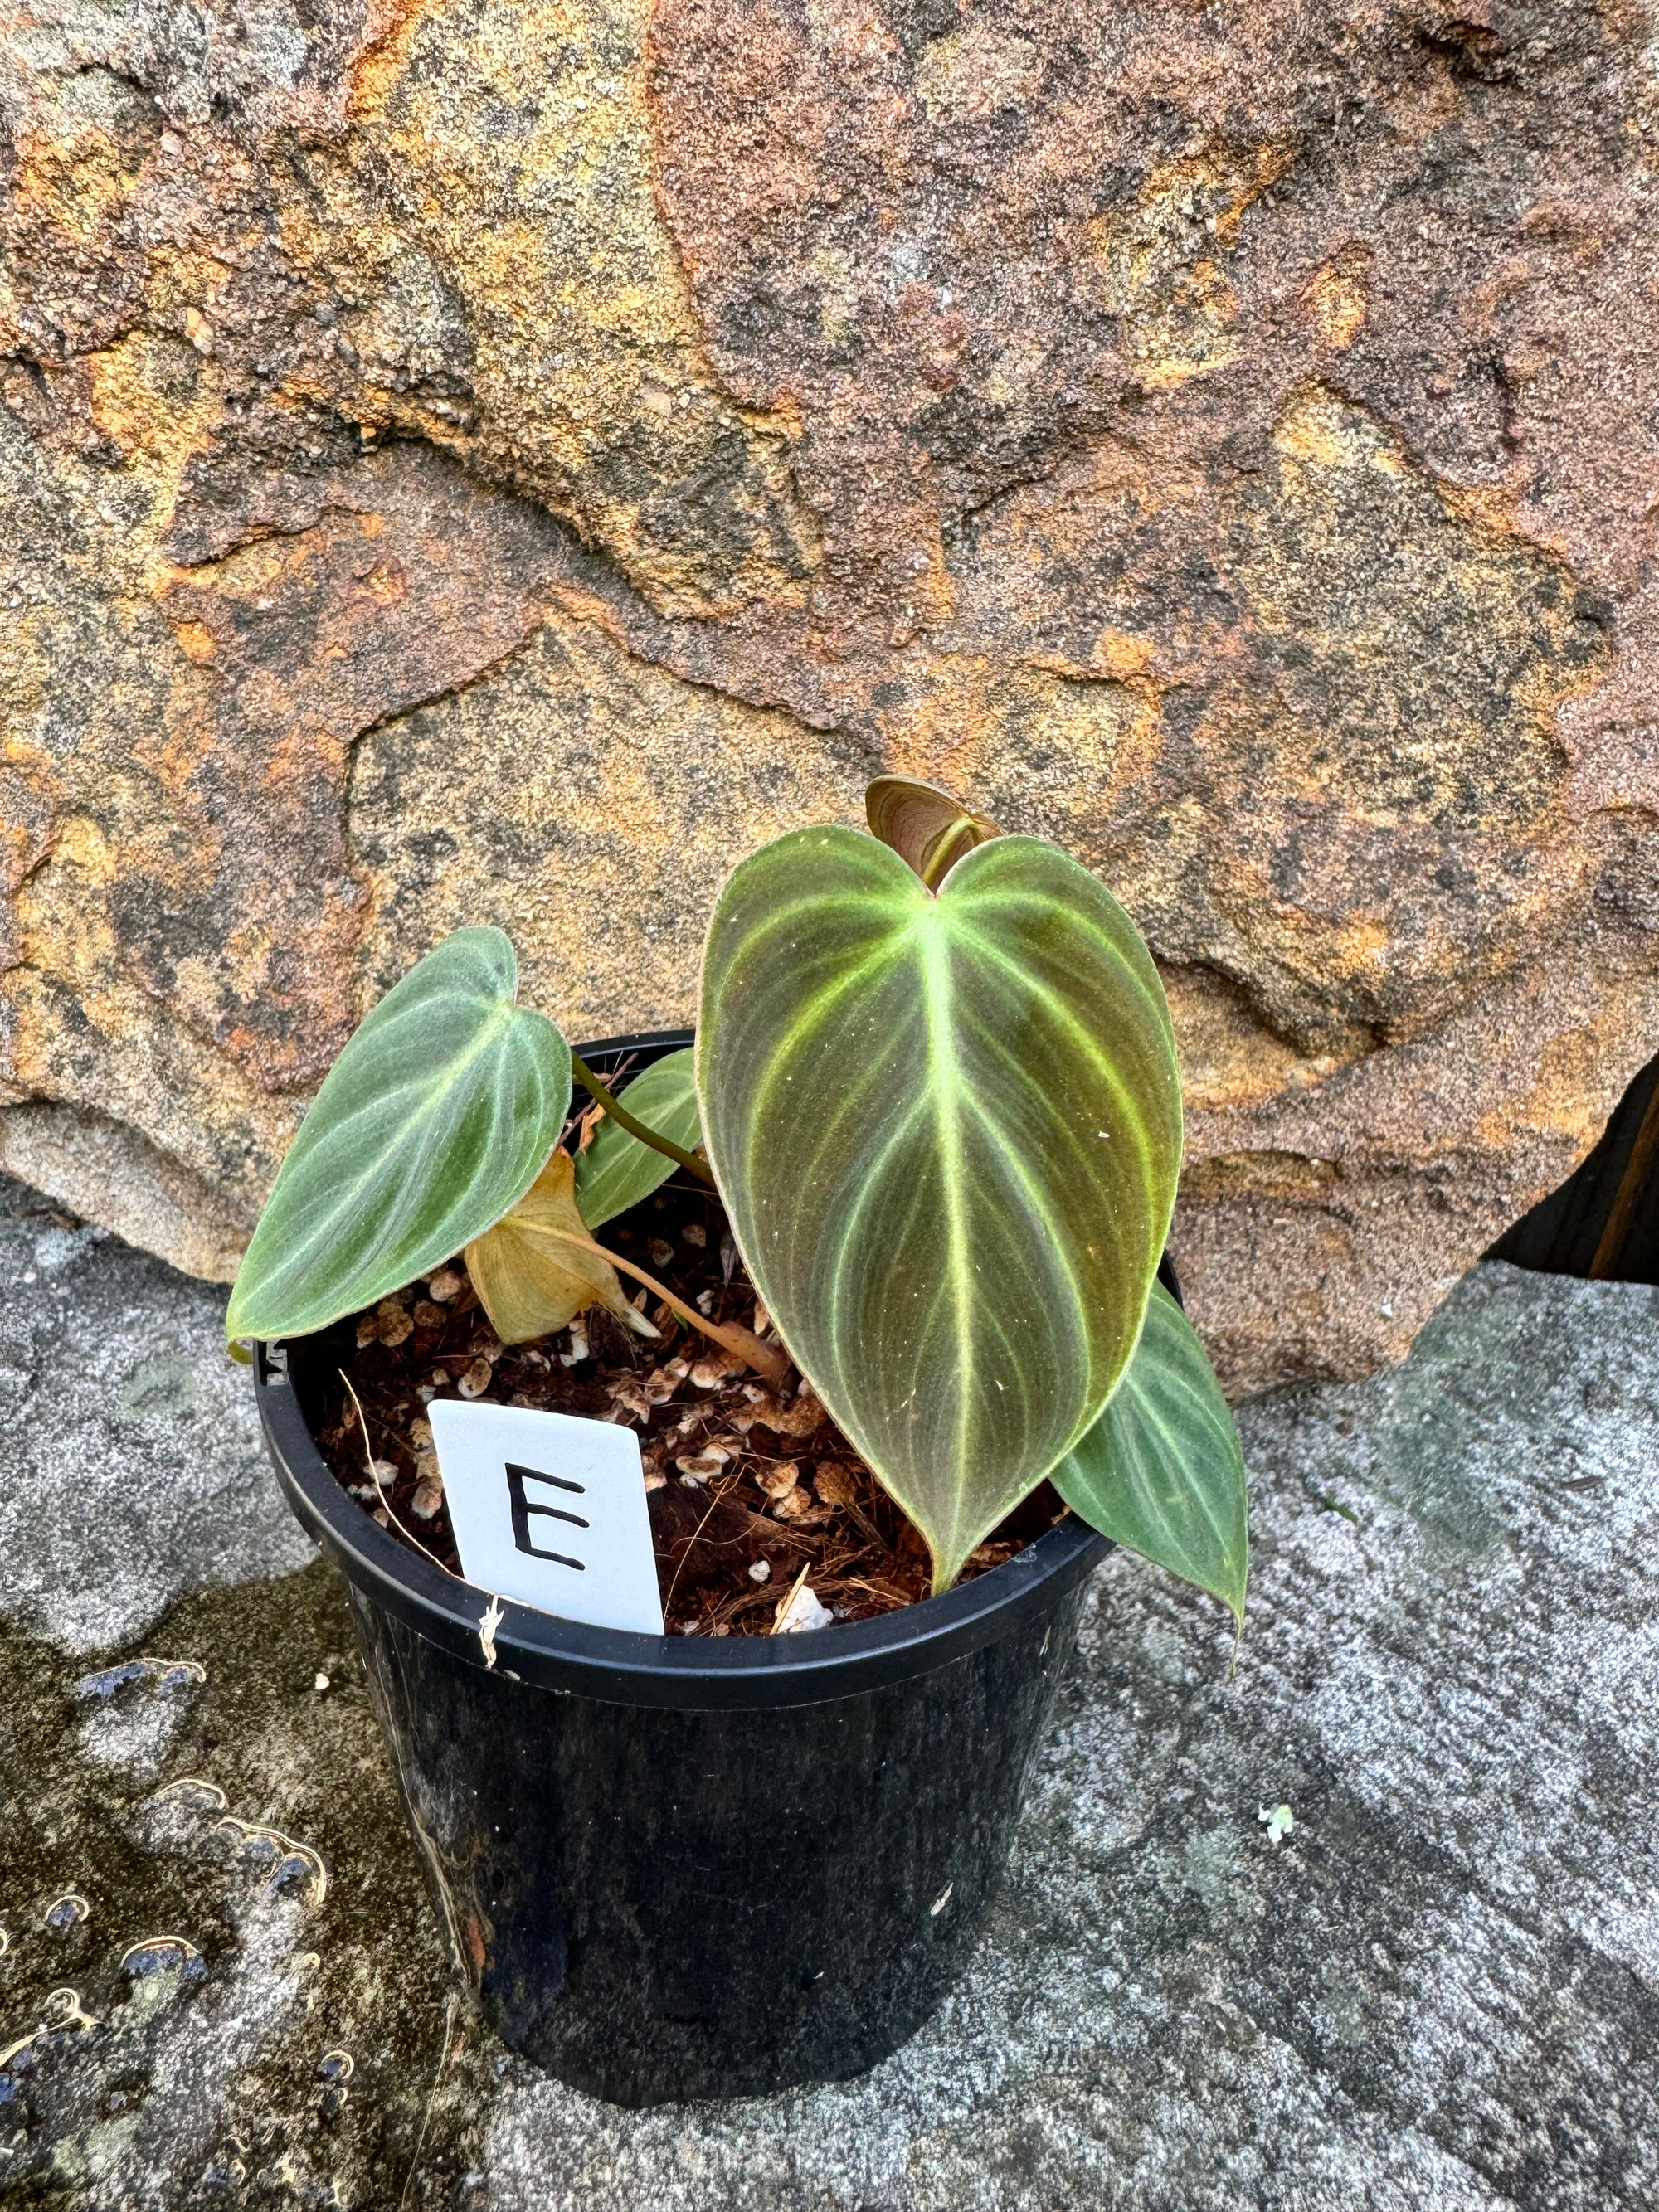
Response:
[255, 1029, 1119, 2107]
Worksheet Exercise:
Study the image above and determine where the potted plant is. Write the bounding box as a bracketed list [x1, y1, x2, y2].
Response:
[234, 777, 1247, 2106]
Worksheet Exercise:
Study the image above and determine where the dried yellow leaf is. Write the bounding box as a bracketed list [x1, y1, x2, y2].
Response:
[464, 1150, 658, 1347]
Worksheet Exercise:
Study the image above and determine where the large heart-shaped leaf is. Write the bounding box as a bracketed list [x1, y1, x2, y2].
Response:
[698, 828, 1182, 1590]
[226, 928, 570, 1343]
[573, 1048, 700, 1230]
[1052, 1282, 1248, 1624]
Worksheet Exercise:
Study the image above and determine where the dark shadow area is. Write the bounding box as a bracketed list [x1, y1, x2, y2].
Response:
[1490, 1044, 1659, 1282]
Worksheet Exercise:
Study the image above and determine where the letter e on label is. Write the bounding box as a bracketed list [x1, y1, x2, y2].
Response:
[426, 1402, 664, 1636]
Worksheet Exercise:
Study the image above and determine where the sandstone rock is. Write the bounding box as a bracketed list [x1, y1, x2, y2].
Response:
[3, 1208, 1657, 2205]
[3, 2, 1658, 1384]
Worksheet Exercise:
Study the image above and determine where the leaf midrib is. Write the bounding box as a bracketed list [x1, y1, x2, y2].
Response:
[918, 904, 975, 1501]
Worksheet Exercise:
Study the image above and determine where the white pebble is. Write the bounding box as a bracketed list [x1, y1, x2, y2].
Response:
[776, 1580, 833, 1634]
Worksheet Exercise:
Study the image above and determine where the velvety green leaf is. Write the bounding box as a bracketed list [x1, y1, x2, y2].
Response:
[1052, 1282, 1248, 1624]
[865, 775, 1001, 888]
[573, 1048, 700, 1229]
[226, 928, 570, 1342]
[698, 827, 1182, 1591]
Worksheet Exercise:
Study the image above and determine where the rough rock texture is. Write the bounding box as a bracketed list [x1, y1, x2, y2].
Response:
[4, 1203, 1657, 2206]
[3, 2, 1659, 1386]
[0, 1174, 312, 1653]
[0, 1574, 474, 2210]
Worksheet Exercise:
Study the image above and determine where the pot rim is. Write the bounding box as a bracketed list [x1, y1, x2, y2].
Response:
[252, 1027, 1112, 1713]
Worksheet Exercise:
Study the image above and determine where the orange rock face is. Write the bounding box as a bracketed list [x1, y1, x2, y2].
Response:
[2, 0, 1657, 1386]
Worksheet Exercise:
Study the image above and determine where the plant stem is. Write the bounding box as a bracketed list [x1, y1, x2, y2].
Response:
[569, 1052, 716, 1186]
[524, 1222, 790, 1385]
[920, 817, 980, 891]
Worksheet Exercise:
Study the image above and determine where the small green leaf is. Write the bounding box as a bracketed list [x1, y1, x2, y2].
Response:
[1052, 1282, 1248, 1624]
[865, 775, 1001, 888]
[699, 827, 1182, 1592]
[573, 1048, 701, 1229]
[226, 928, 570, 1342]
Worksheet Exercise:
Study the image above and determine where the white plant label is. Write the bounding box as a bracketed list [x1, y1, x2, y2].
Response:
[426, 1401, 664, 1636]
